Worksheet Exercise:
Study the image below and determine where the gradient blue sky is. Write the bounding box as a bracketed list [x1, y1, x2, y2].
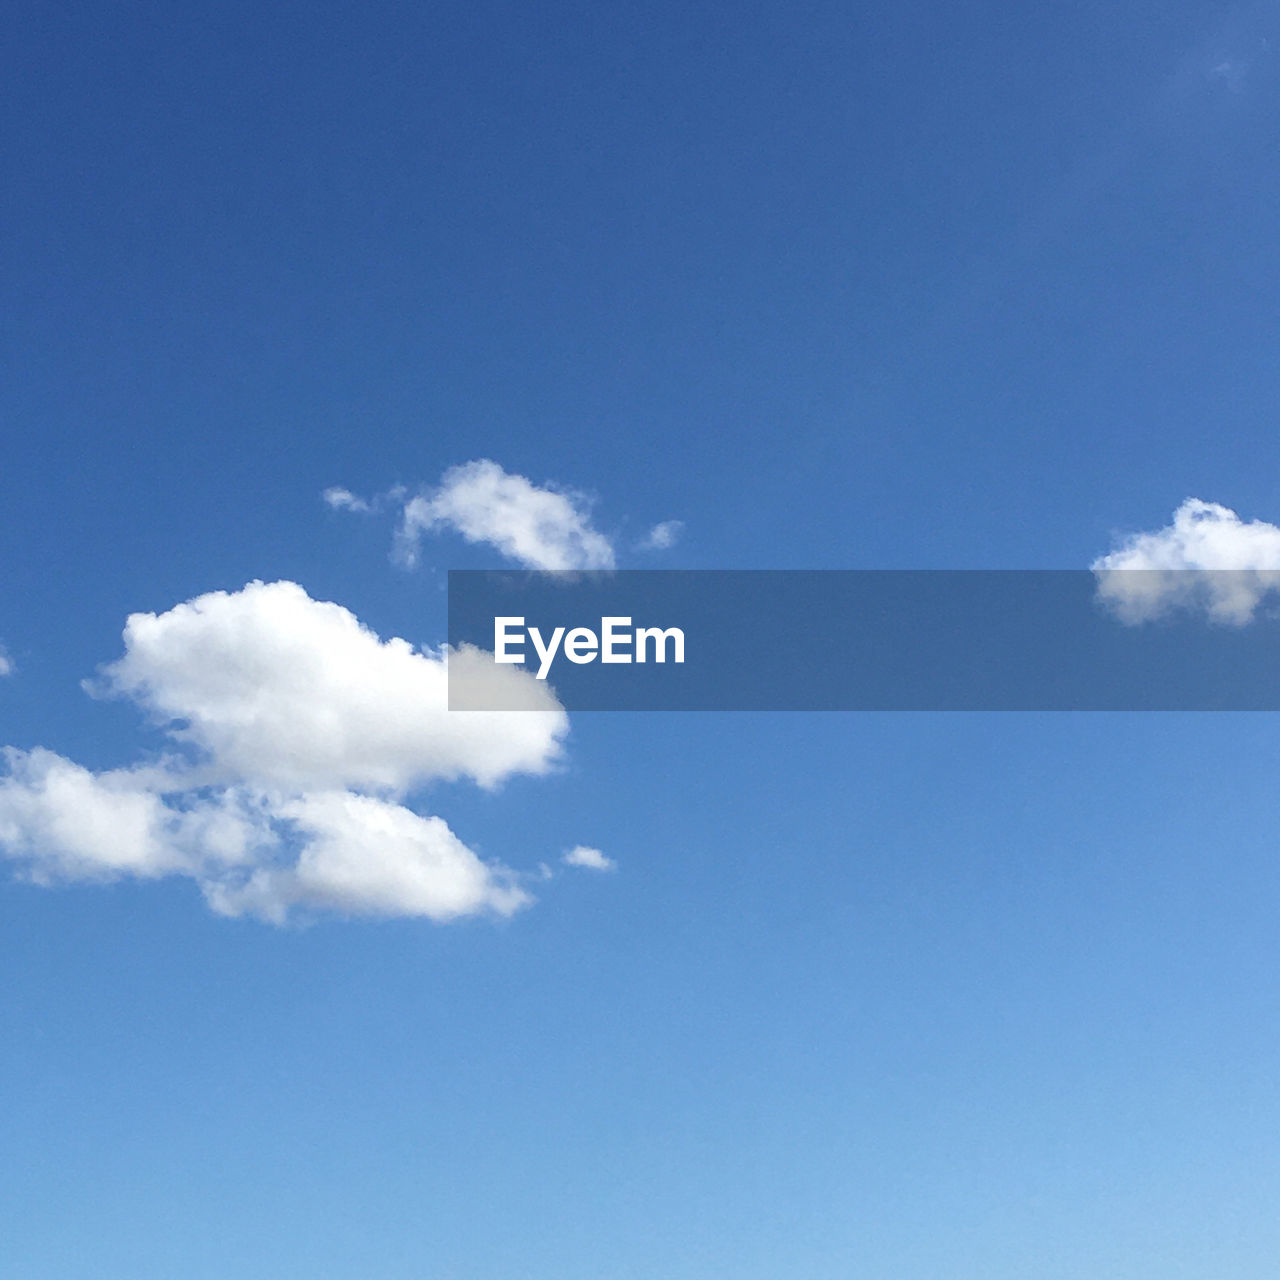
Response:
[4, 2, 1280, 1276]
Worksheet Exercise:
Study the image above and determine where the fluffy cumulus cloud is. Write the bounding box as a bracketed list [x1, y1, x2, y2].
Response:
[1093, 498, 1280, 624]
[0, 581, 575, 924]
[0, 749, 194, 881]
[204, 791, 530, 924]
[94, 580, 565, 791]
[395, 460, 616, 570]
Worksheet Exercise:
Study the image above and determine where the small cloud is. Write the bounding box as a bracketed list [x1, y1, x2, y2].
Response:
[396, 460, 616, 571]
[1092, 498, 1280, 624]
[562, 844, 615, 872]
[638, 520, 684, 552]
[0, 647, 11, 677]
[1208, 58, 1248, 91]
[328, 462, 617, 571]
[323, 486, 374, 514]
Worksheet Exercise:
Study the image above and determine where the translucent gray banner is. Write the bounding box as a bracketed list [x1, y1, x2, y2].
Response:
[447, 570, 1280, 710]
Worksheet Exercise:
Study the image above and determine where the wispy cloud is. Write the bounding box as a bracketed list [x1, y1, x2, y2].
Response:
[562, 844, 615, 872]
[1200, 16, 1272, 95]
[328, 460, 624, 570]
[0, 646, 11, 677]
[322, 484, 404, 516]
[322, 486, 374, 514]
[1208, 58, 1250, 91]
[638, 520, 684, 552]
[396, 460, 615, 570]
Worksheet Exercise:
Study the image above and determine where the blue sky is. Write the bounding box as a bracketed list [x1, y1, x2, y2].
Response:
[4, 2, 1280, 1276]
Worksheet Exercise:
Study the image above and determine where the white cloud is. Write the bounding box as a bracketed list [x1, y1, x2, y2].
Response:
[562, 844, 615, 872]
[0, 581, 586, 925]
[0, 752, 523, 922]
[0, 647, 11, 677]
[1092, 498, 1280, 624]
[639, 520, 684, 551]
[393, 460, 616, 570]
[207, 792, 529, 923]
[0, 748, 187, 881]
[323, 486, 373, 513]
[93, 580, 566, 792]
